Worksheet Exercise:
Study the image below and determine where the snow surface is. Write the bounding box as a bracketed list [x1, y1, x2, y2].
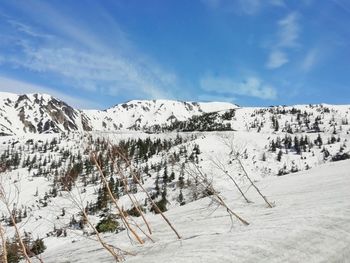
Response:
[1, 91, 350, 137]
[0, 92, 84, 135]
[84, 99, 237, 131]
[31, 160, 350, 263]
[0, 92, 238, 135]
[0, 92, 349, 262]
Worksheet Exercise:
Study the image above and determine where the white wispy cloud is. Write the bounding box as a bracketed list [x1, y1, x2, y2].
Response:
[0, 76, 101, 109]
[8, 0, 114, 52]
[301, 49, 318, 72]
[266, 50, 289, 69]
[7, 43, 175, 99]
[0, 2, 178, 101]
[266, 12, 300, 69]
[277, 12, 300, 48]
[6, 19, 50, 39]
[198, 93, 237, 103]
[200, 75, 277, 100]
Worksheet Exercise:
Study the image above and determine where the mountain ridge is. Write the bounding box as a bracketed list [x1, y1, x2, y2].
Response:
[0, 92, 238, 135]
[1, 91, 350, 136]
[0, 92, 349, 262]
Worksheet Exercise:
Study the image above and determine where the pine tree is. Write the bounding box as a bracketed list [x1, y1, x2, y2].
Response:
[154, 172, 160, 196]
[169, 171, 175, 182]
[275, 119, 279, 131]
[108, 176, 115, 192]
[272, 115, 279, 131]
[270, 140, 276, 152]
[315, 133, 323, 147]
[163, 165, 168, 183]
[178, 190, 185, 205]
[277, 150, 283, 162]
[178, 163, 185, 189]
[294, 136, 301, 154]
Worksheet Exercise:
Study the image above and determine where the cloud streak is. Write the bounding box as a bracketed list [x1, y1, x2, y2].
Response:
[200, 75, 277, 100]
[0, 2, 178, 101]
[277, 12, 300, 48]
[8, 42, 175, 99]
[301, 49, 318, 72]
[266, 50, 289, 69]
[266, 12, 301, 69]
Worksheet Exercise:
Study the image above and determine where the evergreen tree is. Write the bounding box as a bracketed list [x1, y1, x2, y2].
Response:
[169, 171, 175, 182]
[178, 190, 185, 205]
[163, 166, 168, 183]
[294, 136, 301, 154]
[277, 150, 283, 162]
[270, 140, 276, 152]
[315, 134, 323, 147]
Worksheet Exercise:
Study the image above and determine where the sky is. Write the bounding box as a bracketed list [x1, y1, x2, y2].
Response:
[0, 0, 349, 109]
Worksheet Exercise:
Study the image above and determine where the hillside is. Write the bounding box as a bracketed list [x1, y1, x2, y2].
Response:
[0, 92, 349, 263]
[0, 92, 238, 136]
[0, 92, 91, 136]
[39, 159, 350, 263]
[83, 99, 237, 132]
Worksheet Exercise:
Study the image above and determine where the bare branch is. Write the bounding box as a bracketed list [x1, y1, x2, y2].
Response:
[0, 223, 7, 263]
[0, 184, 32, 263]
[91, 153, 145, 245]
[112, 146, 182, 240]
[208, 155, 252, 203]
[219, 134, 274, 208]
[184, 162, 249, 226]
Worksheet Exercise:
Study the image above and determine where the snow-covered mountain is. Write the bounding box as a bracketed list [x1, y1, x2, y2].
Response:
[83, 99, 237, 131]
[0, 92, 91, 136]
[0, 91, 349, 263]
[3, 91, 350, 137]
[0, 92, 237, 135]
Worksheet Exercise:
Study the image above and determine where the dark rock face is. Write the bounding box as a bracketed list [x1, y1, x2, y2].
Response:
[3, 93, 89, 135]
[80, 114, 92, 132]
[44, 99, 79, 132]
[18, 108, 37, 133]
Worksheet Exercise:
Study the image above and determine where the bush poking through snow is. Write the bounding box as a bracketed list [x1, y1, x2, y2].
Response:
[96, 216, 119, 233]
[126, 206, 146, 217]
[151, 198, 168, 214]
[29, 238, 46, 256]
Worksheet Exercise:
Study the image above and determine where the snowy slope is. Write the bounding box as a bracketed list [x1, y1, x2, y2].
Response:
[1, 91, 349, 136]
[34, 159, 350, 263]
[0, 91, 349, 263]
[231, 104, 350, 133]
[83, 99, 237, 131]
[0, 92, 238, 135]
[0, 129, 348, 263]
[0, 92, 90, 136]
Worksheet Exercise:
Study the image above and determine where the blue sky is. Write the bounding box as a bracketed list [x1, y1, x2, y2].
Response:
[0, 0, 349, 109]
